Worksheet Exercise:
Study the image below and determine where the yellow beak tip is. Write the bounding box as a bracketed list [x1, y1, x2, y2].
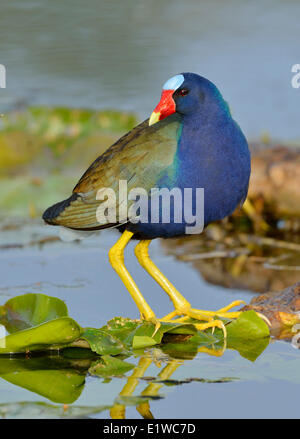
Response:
[149, 111, 160, 126]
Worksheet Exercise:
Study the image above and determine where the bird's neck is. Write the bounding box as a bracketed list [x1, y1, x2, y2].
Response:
[177, 109, 232, 157]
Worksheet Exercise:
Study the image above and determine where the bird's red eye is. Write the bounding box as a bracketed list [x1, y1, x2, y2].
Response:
[179, 88, 189, 96]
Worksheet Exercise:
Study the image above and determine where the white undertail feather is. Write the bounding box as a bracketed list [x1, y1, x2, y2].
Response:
[59, 227, 97, 242]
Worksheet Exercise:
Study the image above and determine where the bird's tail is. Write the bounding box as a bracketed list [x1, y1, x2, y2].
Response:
[42, 192, 114, 230]
[42, 193, 79, 226]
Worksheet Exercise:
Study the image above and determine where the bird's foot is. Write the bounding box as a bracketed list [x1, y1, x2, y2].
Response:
[165, 312, 228, 338]
[160, 299, 270, 338]
[160, 300, 245, 339]
[145, 315, 227, 339]
[142, 299, 270, 340]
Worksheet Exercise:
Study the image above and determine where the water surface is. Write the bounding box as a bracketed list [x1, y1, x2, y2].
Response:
[0, 0, 299, 140]
[0, 222, 299, 419]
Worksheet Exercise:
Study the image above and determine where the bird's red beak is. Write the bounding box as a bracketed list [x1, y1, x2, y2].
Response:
[149, 89, 176, 126]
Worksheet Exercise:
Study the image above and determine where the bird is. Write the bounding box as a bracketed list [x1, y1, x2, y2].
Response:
[43, 72, 251, 336]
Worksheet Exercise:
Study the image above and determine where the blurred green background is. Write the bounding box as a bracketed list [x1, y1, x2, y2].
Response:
[0, 0, 300, 218]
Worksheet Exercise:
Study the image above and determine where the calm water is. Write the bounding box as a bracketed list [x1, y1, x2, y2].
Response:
[0, 0, 300, 140]
[0, 223, 299, 419]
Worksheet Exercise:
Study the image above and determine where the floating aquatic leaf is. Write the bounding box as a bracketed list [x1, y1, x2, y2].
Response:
[132, 321, 197, 350]
[100, 317, 140, 348]
[0, 293, 68, 333]
[61, 347, 98, 359]
[99, 318, 197, 350]
[89, 355, 134, 377]
[0, 294, 269, 357]
[227, 337, 270, 362]
[162, 331, 223, 360]
[0, 356, 87, 404]
[226, 310, 269, 340]
[2, 370, 85, 405]
[81, 328, 127, 356]
[0, 401, 110, 419]
[164, 323, 198, 336]
[0, 317, 82, 354]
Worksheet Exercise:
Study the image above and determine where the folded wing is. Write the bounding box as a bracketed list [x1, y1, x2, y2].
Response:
[43, 114, 181, 230]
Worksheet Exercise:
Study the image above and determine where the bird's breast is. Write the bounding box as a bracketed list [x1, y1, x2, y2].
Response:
[170, 120, 251, 224]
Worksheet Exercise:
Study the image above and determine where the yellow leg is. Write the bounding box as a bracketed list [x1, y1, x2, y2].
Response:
[138, 360, 181, 401]
[134, 240, 248, 338]
[111, 357, 182, 420]
[110, 356, 153, 419]
[198, 341, 227, 357]
[136, 402, 154, 419]
[109, 231, 156, 322]
[135, 240, 191, 313]
[242, 198, 269, 231]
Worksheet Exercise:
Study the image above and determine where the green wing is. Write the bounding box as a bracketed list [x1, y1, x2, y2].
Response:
[53, 114, 182, 230]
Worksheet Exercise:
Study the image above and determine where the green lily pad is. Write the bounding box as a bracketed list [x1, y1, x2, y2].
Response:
[99, 318, 197, 350]
[0, 293, 68, 333]
[61, 347, 99, 359]
[0, 294, 270, 357]
[227, 337, 270, 362]
[0, 401, 111, 419]
[100, 317, 140, 348]
[132, 321, 197, 349]
[0, 317, 82, 354]
[227, 310, 270, 340]
[2, 370, 85, 404]
[162, 331, 222, 360]
[81, 328, 127, 356]
[89, 355, 134, 377]
[0, 356, 87, 404]
[161, 312, 270, 360]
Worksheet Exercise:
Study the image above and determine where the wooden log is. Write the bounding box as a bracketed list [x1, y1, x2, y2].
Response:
[241, 282, 300, 339]
[249, 143, 300, 217]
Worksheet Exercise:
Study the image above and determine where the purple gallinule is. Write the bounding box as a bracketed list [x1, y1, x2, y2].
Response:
[43, 73, 252, 336]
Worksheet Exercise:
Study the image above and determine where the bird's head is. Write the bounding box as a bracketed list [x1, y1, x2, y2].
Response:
[149, 72, 229, 125]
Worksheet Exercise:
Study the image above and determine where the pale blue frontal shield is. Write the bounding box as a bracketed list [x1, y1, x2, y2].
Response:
[162, 74, 184, 91]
